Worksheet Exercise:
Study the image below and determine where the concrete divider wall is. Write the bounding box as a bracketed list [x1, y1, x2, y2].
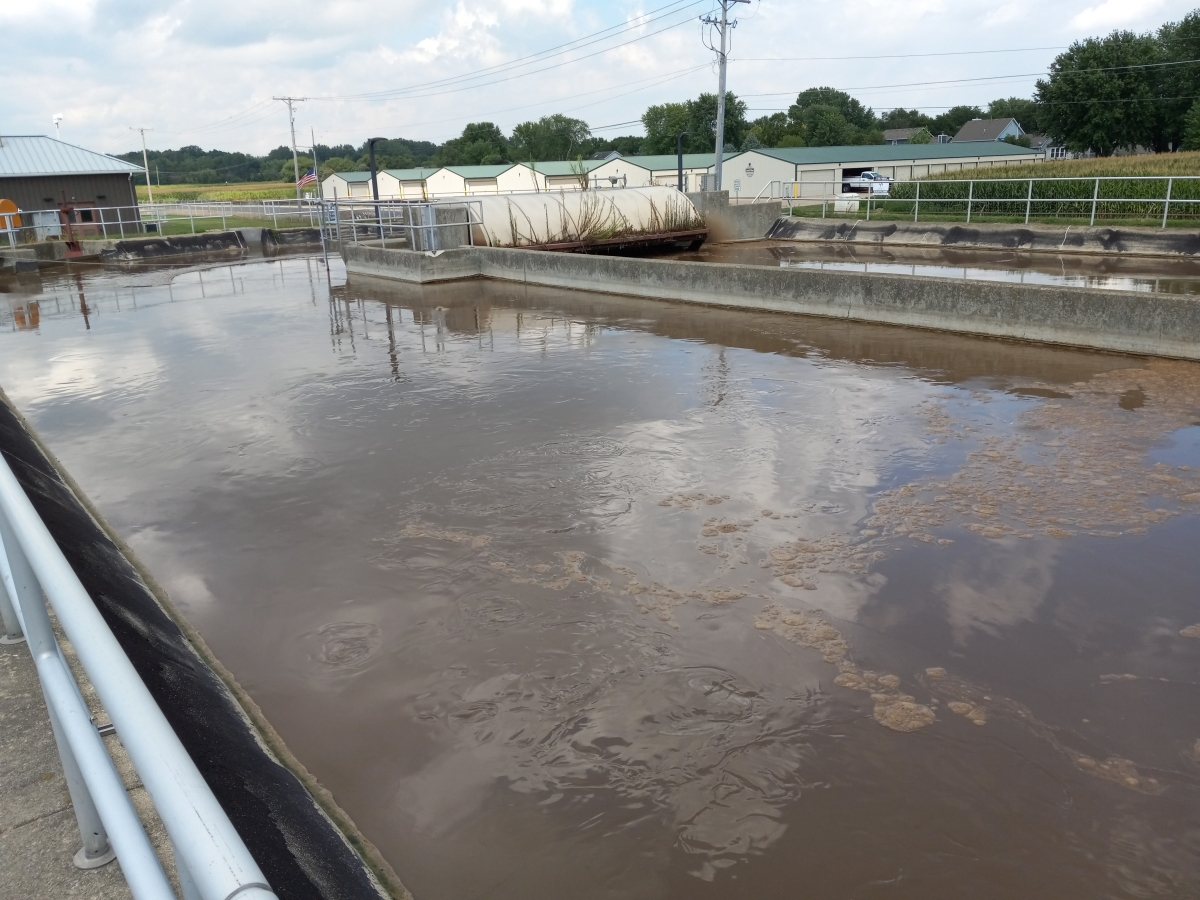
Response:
[685, 190, 780, 241]
[342, 243, 1200, 360]
[768, 217, 1200, 258]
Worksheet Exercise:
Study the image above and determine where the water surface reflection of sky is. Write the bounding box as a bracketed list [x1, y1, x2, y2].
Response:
[3, 258, 1200, 900]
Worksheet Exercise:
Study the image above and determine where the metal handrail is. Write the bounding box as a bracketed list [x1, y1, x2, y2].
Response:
[0, 454, 276, 900]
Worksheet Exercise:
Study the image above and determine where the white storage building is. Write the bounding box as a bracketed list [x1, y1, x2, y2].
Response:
[719, 142, 1045, 200]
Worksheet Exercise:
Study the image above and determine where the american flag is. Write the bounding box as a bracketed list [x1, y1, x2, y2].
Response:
[297, 166, 317, 188]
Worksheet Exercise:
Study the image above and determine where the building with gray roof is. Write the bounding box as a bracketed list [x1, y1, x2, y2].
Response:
[0, 135, 144, 214]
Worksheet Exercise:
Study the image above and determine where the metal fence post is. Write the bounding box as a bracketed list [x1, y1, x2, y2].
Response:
[100, 209, 107, 240]
[967, 180, 973, 223]
[1090, 177, 1099, 227]
[189, 208, 195, 234]
[914, 180, 920, 223]
[0, 510, 114, 869]
[1025, 178, 1033, 225]
[1162, 177, 1173, 229]
[0, 526, 23, 643]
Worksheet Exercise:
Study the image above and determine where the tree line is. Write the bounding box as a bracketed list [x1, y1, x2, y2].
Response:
[118, 8, 1200, 182]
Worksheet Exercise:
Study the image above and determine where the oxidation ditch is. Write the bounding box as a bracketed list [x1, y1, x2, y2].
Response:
[666, 239, 1200, 294]
[3, 257, 1200, 900]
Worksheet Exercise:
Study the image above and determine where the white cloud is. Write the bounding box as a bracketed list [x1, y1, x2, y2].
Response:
[1071, 0, 1166, 31]
[0, 0, 1197, 154]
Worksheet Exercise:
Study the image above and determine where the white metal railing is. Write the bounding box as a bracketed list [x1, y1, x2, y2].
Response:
[0, 453, 275, 900]
[0, 201, 321, 246]
[322, 197, 484, 251]
[755, 175, 1200, 228]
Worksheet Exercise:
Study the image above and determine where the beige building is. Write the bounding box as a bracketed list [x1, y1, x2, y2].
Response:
[719, 142, 1045, 200]
[589, 153, 732, 190]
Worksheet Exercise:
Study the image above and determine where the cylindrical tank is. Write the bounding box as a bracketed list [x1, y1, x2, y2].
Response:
[467, 186, 703, 248]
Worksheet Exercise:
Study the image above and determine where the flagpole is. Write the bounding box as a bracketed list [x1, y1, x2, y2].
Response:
[311, 127, 330, 279]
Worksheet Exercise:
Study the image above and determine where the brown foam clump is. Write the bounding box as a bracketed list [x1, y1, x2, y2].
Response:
[873, 698, 937, 732]
[925, 667, 947, 679]
[401, 523, 491, 548]
[947, 700, 988, 725]
[659, 492, 728, 509]
[1073, 755, 1161, 793]
[1180, 624, 1200, 639]
[756, 605, 936, 733]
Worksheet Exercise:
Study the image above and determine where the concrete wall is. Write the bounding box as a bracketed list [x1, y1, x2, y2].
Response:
[685, 190, 781, 241]
[767, 217, 1200, 259]
[341, 242, 1200, 361]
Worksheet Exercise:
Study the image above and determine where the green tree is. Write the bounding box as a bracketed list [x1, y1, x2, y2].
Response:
[986, 97, 1045, 134]
[1181, 99, 1200, 150]
[279, 155, 312, 182]
[788, 87, 875, 130]
[908, 128, 932, 144]
[879, 108, 932, 130]
[747, 112, 791, 147]
[642, 92, 747, 154]
[741, 132, 763, 151]
[434, 123, 509, 166]
[641, 101, 692, 153]
[318, 157, 358, 179]
[1157, 10, 1200, 149]
[1036, 31, 1163, 154]
[799, 105, 856, 146]
[509, 115, 591, 161]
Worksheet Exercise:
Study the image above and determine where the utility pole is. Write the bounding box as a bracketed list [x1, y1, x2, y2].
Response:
[130, 127, 153, 203]
[701, 0, 748, 192]
[274, 96, 306, 202]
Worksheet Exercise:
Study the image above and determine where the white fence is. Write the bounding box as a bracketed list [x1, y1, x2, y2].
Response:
[753, 176, 1200, 227]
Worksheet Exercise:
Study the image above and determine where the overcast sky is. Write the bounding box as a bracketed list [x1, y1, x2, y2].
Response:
[1, 0, 1194, 156]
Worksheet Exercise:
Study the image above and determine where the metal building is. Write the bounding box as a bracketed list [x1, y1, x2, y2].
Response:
[0, 135, 144, 215]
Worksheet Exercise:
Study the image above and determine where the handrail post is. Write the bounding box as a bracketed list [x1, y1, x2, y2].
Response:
[0, 510, 113, 869]
[1163, 177, 1173, 229]
[0, 520, 23, 643]
[967, 180, 973, 223]
[914, 180, 920, 222]
[1090, 177, 1099, 227]
[1025, 178, 1033, 225]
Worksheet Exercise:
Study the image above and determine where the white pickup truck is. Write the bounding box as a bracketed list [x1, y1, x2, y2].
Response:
[841, 171, 892, 195]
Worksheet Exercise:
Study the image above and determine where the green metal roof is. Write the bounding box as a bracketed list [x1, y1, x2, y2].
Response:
[443, 164, 517, 178]
[325, 170, 373, 182]
[615, 152, 736, 171]
[743, 142, 1042, 166]
[382, 167, 439, 180]
[531, 159, 605, 176]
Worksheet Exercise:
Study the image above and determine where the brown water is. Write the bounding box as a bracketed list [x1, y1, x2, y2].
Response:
[667, 240, 1200, 295]
[4, 258, 1200, 899]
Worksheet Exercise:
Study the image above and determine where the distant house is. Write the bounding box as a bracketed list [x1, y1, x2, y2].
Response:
[588, 150, 622, 161]
[952, 118, 1024, 142]
[1021, 134, 1065, 160]
[424, 164, 541, 197]
[883, 127, 930, 145]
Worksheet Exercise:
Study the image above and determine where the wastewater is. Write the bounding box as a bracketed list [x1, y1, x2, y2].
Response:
[2, 257, 1200, 899]
[666, 239, 1200, 294]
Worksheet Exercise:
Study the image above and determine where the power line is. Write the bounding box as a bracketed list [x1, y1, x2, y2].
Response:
[310, 1, 708, 102]
[734, 46, 1067, 62]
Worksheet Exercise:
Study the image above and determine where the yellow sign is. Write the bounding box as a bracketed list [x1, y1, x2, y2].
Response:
[0, 198, 22, 230]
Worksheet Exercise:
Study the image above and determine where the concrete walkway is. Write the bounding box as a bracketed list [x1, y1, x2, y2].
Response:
[0, 628, 177, 900]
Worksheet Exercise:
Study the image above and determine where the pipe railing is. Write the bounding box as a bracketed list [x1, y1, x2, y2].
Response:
[754, 175, 1200, 227]
[0, 452, 276, 900]
[322, 197, 484, 251]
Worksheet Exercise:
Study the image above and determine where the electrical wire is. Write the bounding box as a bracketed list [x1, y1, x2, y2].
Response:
[310, 1, 708, 102]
